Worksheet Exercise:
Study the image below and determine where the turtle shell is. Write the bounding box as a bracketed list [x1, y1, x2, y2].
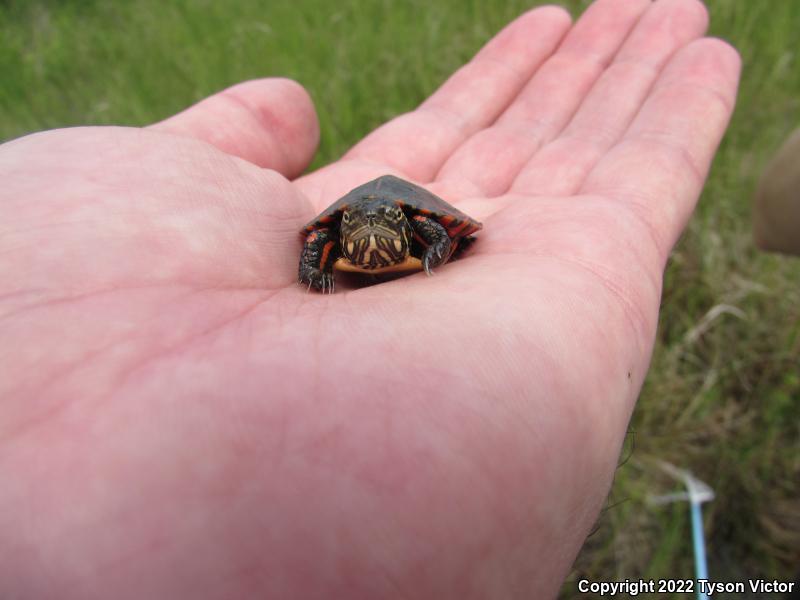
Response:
[301, 175, 482, 239]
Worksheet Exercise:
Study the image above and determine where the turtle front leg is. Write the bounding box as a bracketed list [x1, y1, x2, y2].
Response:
[298, 228, 340, 293]
[410, 215, 452, 275]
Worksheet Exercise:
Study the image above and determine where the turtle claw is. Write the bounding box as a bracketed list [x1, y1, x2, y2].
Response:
[322, 272, 335, 294]
[299, 268, 336, 294]
[422, 255, 435, 277]
[322, 273, 335, 294]
[422, 238, 450, 276]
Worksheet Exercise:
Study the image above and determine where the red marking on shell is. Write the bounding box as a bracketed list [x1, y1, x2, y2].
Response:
[449, 220, 481, 237]
[465, 222, 482, 235]
[447, 220, 469, 236]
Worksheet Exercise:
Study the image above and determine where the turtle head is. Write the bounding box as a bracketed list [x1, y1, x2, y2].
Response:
[339, 197, 411, 270]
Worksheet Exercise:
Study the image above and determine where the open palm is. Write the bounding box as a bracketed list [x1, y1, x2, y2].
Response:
[0, 0, 738, 598]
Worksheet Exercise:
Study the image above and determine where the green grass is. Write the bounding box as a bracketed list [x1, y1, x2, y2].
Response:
[2, 0, 798, 596]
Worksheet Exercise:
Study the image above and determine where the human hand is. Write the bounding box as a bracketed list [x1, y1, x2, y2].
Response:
[0, 0, 739, 598]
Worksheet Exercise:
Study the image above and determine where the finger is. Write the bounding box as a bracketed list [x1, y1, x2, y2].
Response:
[511, 0, 709, 196]
[150, 78, 320, 178]
[579, 38, 741, 261]
[435, 0, 652, 197]
[339, 6, 572, 182]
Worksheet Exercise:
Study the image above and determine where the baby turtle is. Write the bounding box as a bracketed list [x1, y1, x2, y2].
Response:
[298, 175, 482, 292]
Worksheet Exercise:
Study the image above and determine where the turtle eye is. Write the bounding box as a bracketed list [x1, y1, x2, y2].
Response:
[393, 207, 403, 220]
[342, 211, 350, 224]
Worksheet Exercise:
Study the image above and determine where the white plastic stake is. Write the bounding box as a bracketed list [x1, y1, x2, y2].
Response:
[649, 461, 714, 600]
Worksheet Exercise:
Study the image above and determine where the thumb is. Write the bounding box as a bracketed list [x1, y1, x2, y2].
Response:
[149, 78, 319, 178]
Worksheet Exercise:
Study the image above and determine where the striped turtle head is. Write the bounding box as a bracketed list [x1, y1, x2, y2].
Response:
[339, 197, 411, 270]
